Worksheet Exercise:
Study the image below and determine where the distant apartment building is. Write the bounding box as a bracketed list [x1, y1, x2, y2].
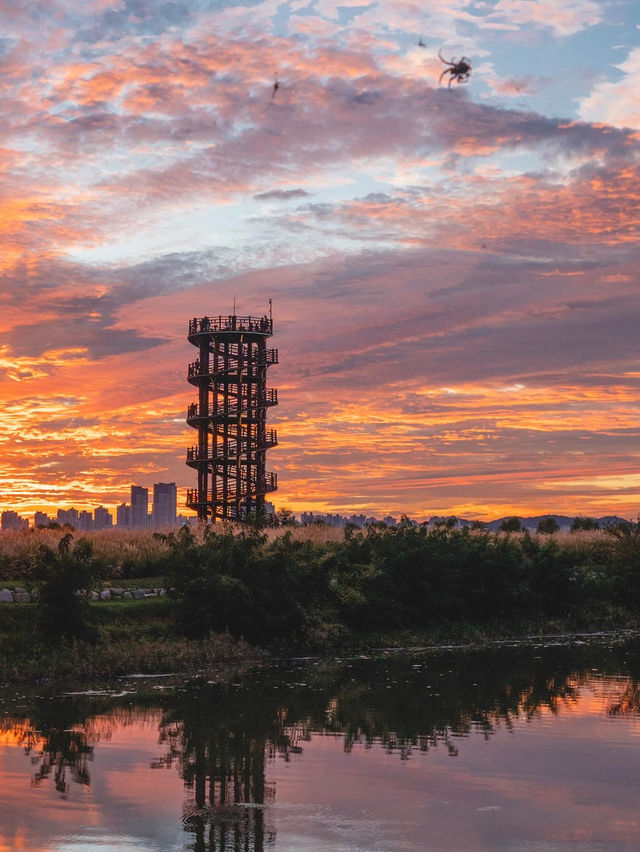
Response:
[94, 506, 113, 530]
[57, 507, 80, 527]
[77, 510, 93, 531]
[34, 511, 51, 527]
[1, 510, 28, 531]
[116, 503, 131, 528]
[300, 512, 381, 528]
[152, 482, 177, 528]
[131, 486, 149, 528]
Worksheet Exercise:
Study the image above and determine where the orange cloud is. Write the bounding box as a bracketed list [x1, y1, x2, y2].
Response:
[0, 2, 637, 523]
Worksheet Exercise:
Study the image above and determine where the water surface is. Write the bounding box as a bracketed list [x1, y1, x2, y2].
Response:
[2, 638, 640, 850]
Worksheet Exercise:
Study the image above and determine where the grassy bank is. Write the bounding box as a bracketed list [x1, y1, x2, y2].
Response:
[0, 598, 264, 683]
[3, 597, 637, 685]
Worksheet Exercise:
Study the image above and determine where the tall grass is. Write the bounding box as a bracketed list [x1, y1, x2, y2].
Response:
[0, 524, 616, 579]
[0, 527, 184, 580]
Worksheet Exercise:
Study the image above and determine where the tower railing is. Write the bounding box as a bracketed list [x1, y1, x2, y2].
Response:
[186, 429, 278, 465]
[187, 349, 278, 379]
[186, 472, 277, 506]
[189, 315, 273, 336]
[186, 390, 278, 424]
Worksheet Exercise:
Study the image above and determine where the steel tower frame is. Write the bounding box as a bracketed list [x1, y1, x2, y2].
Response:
[186, 313, 278, 521]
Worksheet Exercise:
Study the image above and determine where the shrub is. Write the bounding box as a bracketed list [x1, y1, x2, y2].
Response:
[499, 517, 523, 533]
[149, 521, 631, 645]
[605, 520, 640, 603]
[537, 517, 560, 535]
[571, 516, 600, 532]
[32, 534, 100, 639]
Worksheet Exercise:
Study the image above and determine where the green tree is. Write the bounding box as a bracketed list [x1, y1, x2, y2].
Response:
[605, 520, 640, 603]
[499, 516, 523, 533]
[32, 534, 99, 639]
[275, 507, 297, 527]
[159, 524, 267, 639]
[537, 517, 560, 535]
[571, 516, 600, 532]
[241, 507, 269, 530]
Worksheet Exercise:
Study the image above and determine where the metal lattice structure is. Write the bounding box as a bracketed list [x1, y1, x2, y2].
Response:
[186, 313, 278, 521]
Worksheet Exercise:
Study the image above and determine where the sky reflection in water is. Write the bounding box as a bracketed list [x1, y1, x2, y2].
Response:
[2, 641, 640, 851]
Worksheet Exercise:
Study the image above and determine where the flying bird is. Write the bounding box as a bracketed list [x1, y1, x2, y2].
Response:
[418, 38, 426, 47]
[271, 77, 280, 101]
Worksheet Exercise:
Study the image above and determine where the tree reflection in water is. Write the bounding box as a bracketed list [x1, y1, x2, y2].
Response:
[5, 703, 99, 796]
[3, 641, 640, 847]
[31, 723, 93, 793]
[1, 700, 157, 797]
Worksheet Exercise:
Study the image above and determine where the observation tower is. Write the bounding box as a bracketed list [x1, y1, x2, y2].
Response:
[186, 310, 278, 521]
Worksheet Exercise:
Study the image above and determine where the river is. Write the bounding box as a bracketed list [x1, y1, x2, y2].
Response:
[2, 636, 640, 850]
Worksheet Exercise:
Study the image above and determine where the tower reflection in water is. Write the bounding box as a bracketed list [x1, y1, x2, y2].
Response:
[155, 679, 303, 851]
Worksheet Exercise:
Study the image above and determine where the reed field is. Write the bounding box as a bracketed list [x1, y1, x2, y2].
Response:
[0, 523, 617, 580]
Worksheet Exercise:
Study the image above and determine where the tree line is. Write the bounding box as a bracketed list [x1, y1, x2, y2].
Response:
[25, 519, 640, 643]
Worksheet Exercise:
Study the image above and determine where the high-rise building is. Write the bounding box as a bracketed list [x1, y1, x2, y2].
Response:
[94, 506, 113, 530]
[152, 482, 177, 527]
[131, 486, 149, 528]
[1, 510, 27, 531]
[57, 507, 79, 527]
[116, 503, 131, 528]
[34, 511, 51, 527]
[77, 510, 93, 531]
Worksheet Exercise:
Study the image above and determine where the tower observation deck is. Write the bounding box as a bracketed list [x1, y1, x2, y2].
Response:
[186, 313, 278, 521]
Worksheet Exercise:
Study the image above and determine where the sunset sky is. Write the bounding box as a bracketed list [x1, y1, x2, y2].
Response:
[1, 0, 639, 521]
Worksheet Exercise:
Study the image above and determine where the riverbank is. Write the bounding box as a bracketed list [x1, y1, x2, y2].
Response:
[0, 598, 265, 683]
[2, 596, 639, 684]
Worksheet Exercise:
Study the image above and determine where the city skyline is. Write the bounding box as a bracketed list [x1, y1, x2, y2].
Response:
[1, 1, 639, 521]
[1, 482, 181, 529]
